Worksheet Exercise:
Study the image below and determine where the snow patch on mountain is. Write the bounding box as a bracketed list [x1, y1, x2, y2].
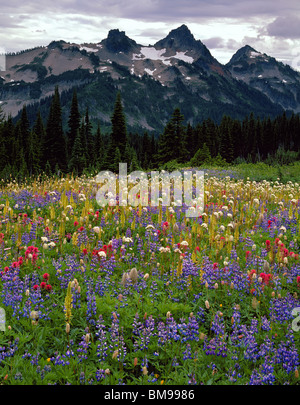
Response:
[79, 46, 98, 53]
[172, 51, 194, 63]
[250, 51, 261, 58]
[144, 68, 156, 76]
[133, 47, 166, 61]
[132, 47, 194, 64]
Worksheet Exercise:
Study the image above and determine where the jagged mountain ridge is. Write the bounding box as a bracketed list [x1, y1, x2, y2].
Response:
[0, 24, 298, 132]
[226, 45, 300, 111]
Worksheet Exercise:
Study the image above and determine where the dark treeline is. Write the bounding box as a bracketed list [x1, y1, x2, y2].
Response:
[0, 86, 300, 180]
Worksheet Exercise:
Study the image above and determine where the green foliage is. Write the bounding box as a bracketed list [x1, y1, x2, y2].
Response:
[190, 143, 211, 166]
[265, 146, 299, 166]
[44, 86, 67, 172]
[68, 129, 87, 175]
[1, 171, 300, 385]
[158, 159, 181, 172]
[112, 147, 122, 173]
[156, 108, 188, 166]
[66, 89, 81, 158]
[209, 153, 228, 167]
[110, 92, 128, 159]
[2, 82, 300, 181]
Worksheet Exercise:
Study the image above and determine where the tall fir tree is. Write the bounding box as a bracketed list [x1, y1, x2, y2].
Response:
[113, 147, 122, 173]
[219, 115, 234, 163]
[171, 107, 188, 163]
[262, 117, 274, 159]
[0, 119, 7, 173]
[68, 128, 87, 175]
[186, 123, 197, 159]
[110, 92, 128, 159]
[156, 107, 188, 166]
[84, 107, 94, 164]
[67, 88, 81, 159]
[45, 86, 67, 172]
[19, 105, 30, 162]
[13, 122, 27, 176]
[203, 118, 217, 157]
[104, 92, 128, 171]
[33, 110, 45, 169]
[2, 115, 14, 167]
[141, 132, 150, 169]
[27, 129, 41, 175]
[94, 123, 104, 169]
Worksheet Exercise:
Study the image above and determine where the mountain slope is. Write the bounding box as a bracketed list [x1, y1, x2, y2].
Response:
[226, 45, 300, 112]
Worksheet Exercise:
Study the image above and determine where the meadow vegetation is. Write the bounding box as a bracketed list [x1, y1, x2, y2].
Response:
[0, 166, 299, 385]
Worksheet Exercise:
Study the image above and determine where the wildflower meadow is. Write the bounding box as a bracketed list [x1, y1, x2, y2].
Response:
[0, 169, 300, 386]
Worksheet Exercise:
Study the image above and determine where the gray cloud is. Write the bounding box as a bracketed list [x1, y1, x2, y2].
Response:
[0, 13, 26, 29]
[202, 37, 225, 49]
[1, 0, 299, 21]
[266, 15, 300, 39]
[1, 0, 300, 69]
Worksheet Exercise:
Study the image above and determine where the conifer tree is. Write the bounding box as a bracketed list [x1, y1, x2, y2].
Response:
[68, 128, 87, 175]
[1, 115, 14, 167]
[261, 117, 273, 159]
[171, 107, 188, 163]
[254, 117, 263, 162]
[231, 119, 242, 160]
[45, 86, 66, 172]
[156, 107, 187, 166]
[156, 122, 175, 166]
[33, 110, 45, 169]
[13, 122, 27, 176]
[19, 105, 30, 162]
[186, 123, 196, 159]
[102, 138, 115, 172]
[111, 92, 128, 159]
[84, 107, 94, 163]
[67, 89, 81, 159]
[190, 143, 211, 166]
[123, 142, 132, 168]
[219, 115, 234, 163]
[113, 147, 122, 173]
[12, 122, 23, 174]
[27, 129, 41, 175]
[94, 123, 104, 169]
[0, 123, 7, 173]
[247, 113, 258, 161]
[203, 118, 217, 157]
[130, 147, 140, 171]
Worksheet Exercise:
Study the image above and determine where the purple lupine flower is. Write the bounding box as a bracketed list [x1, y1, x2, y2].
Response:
[95, 315, 108, 362]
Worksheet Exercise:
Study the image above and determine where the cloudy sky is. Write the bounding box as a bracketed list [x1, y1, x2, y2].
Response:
[1, 0, 300, 69]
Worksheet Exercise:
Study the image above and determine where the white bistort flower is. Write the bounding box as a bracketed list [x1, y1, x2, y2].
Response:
[93, 226, 100, 234]
[122, 236, 133, 243]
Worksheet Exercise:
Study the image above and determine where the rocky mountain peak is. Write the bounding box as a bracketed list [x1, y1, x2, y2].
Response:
[103, 29, 138, 53]
[154, 24, 198, 50]
[227, 45, 266, 66]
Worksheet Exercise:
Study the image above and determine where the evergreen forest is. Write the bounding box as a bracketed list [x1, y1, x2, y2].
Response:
[1, 86, 300, 180]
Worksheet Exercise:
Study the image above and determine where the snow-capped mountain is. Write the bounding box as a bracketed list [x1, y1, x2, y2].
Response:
[0, 25, 298, 131]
